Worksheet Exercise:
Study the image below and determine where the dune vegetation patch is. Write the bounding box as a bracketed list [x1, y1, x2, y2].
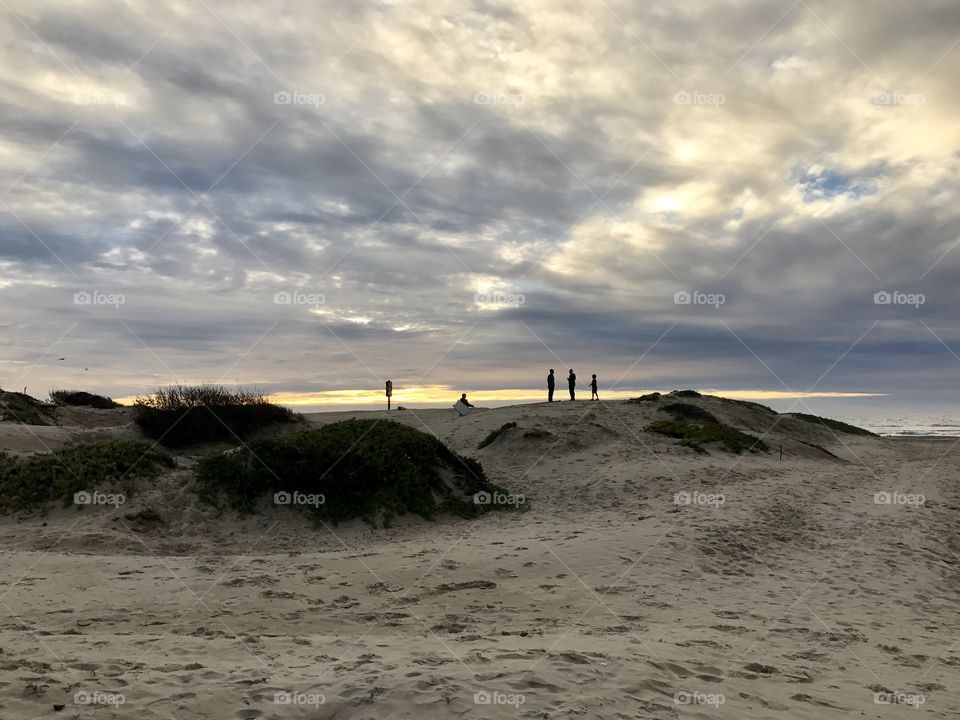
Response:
[0, 441, 175, 514]
[134, 384, 295, 447]
[787, 413, 875, 437]
[477, 422, 518, 449]
[658, 402, 719, 424]
[627, 392, 661, 403]
[50, 389, 120, 409]
[0, 391, 53, 425]
[196, 419, 515, 526]
[645, 419, 769, 454]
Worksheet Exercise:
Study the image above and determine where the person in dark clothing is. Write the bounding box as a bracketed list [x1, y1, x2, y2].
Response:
[459, 393, 474, 408]
[547, 369, 555, 402]
[567, 369, 576, 400]
[590, 373, 598, 400]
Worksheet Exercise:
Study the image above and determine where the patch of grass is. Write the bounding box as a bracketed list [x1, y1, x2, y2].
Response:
[669, 389, 702, 398]
[50, 389, 120, 409]
[0, 441, 175, 513]
[477, 422, 517, 449]
[659, 402, 718, 424]
[196, 419, 514, 525]
[788, 413, 876, 436]
[645, 419, 768, 454]
[0, 392, 52, 425]
[720, 397, 777, 414]
[134, 384, 294, 447]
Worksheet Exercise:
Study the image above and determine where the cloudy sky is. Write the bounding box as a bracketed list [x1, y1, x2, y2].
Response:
[1, 0, 958, 412]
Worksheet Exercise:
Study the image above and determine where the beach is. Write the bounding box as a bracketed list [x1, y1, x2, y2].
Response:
[0, 396, 957, 718]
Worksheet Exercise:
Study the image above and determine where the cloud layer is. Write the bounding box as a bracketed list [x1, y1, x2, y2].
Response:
[1, 0, 959, 408]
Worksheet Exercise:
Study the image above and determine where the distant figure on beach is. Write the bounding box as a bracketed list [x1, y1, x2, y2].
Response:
[453, 393, 475, 417]
[459, 393, 474, 408]
[547, 369, 555, 402]
[567, 369, 576, 400]
[591, 374, 598, 400]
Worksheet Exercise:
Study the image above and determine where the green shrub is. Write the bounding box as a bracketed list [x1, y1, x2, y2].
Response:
[658, 402, 718, 424]
[645, 419, 768, 454]
[720, 397, 777, 414]
[196, 419, 515, 525]
[627, 392, 660, 403]
[477, 422, 517, 449]
[0, 441, 175, 513]
[669, 389, 702, 398]
[788, 413, 875, 436]
[50, 389, 120, 409]
[0, 392, 51, 425]
[134, 384, 294, 447]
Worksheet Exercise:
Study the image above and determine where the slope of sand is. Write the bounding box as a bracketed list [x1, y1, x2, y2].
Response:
[0, 395, 958, 718]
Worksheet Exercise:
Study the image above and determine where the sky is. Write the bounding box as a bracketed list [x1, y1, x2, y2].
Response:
[1, 0, 959, 413]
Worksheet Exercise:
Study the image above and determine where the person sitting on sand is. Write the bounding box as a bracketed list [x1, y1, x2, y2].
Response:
[591, 373, 598, 401]
[459, 393, 474, 408]
[567, 369, 576, 400]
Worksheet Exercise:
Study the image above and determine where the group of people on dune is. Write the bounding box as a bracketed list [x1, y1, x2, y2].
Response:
[547, 368, 597, 402]
[457, 369, 598, 410]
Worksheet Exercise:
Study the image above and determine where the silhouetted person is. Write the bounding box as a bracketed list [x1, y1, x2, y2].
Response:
[547, 369, 555, 402]
[591, 374, 598, 400]
[460, 393, 474, 408]
[567, 369, 576, 400]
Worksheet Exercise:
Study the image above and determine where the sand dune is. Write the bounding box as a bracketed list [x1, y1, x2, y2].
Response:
[0, 395, 957, 718]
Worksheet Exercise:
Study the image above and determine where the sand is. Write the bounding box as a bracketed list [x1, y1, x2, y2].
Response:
[0, 396, 957, 718]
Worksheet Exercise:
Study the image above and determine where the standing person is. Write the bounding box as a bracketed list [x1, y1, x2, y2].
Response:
[547, 369, 555, 402]
[590, 374, 599, 400]
[567, 369, 576, 400]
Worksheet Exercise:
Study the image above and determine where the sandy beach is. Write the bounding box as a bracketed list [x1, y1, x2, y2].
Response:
[0, 395, 957, 718]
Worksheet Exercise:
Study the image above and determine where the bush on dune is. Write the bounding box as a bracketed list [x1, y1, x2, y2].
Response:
[0, 391, 52, 425]
[196, 419, 515, 525]
[788, 413, 875, 437]
[0, 441, 174, 513]
[134, 384, 294, 447]
[645, 419, 768, 454]
[50, 389, 120, 409]
[658, 402, 718, 424]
